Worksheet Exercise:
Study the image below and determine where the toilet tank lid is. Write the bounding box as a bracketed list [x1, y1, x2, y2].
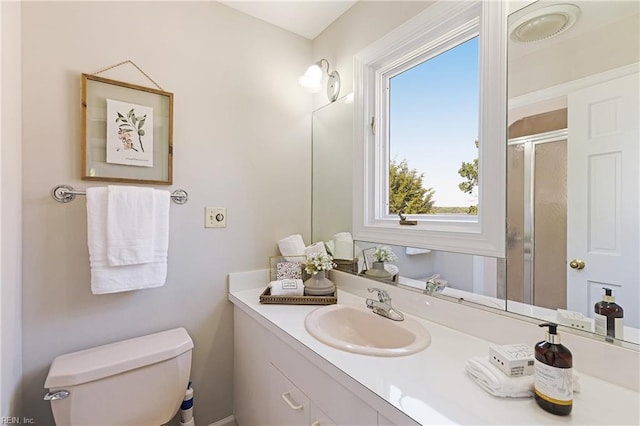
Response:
[44, 327, 193, 388]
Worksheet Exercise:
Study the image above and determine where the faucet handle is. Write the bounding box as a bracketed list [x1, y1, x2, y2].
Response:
[367, 287, 391, 303]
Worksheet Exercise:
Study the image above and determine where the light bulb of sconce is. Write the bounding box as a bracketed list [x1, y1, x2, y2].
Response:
[298, 64, 323, 93]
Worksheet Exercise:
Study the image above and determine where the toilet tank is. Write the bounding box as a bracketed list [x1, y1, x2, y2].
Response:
[44, 328, 193, 426]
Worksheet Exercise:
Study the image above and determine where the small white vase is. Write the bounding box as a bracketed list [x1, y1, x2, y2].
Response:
[364, 261, 394, 279]
[372, 261, 385, 270]
[304, 270, 335, 296]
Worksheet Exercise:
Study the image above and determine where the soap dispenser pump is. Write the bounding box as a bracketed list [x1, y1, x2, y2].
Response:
[594, 287, 624, 340]
[534, 323, 573, 416]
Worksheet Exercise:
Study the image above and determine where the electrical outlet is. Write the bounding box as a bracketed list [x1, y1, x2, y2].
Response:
[205, 207, 226, 228]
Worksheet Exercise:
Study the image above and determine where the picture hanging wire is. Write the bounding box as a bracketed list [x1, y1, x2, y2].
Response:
[90, 60, 164, 91]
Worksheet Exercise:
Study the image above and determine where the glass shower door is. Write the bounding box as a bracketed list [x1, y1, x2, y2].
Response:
[507, 131, 567, 310]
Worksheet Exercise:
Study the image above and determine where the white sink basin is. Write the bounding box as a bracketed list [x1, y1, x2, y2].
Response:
[304, 304, 431, 357]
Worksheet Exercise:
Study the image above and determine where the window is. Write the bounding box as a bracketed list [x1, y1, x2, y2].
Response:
[388, 36, 479, 217]
[353, 0, 506, 257]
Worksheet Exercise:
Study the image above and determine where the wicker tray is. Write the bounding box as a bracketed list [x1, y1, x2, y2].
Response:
[259, 287, 337, 305]
[334, 258, 359, 274]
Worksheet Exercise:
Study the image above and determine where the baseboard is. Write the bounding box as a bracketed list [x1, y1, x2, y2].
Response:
[208, 414, 236, 426]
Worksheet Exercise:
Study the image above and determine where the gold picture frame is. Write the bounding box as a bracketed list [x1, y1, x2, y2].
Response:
[81, 74, 173, 185]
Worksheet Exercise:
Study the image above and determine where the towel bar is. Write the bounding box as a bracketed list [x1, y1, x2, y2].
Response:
[51, 184, 188, 205]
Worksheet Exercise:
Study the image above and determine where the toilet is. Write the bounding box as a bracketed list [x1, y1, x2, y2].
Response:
[44, 327, 193, 426]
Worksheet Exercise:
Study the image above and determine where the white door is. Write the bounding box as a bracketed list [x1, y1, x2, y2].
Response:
[567, 72, 639, 329]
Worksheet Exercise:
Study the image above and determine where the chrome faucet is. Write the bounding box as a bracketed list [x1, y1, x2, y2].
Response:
[366, 288, 404, 321]
[425, 274, 444, 295]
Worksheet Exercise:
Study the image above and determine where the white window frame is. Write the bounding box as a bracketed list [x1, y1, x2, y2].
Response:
[353, 0, 506, 258]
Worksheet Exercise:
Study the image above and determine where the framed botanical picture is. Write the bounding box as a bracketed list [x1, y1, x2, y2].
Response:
[81, 74, 173, 184]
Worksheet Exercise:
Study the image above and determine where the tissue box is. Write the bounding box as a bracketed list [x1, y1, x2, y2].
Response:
[269, 256, 308, 281]
[489, 344, 534, 377]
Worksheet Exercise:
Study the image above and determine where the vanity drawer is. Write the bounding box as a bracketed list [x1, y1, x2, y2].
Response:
[269, 364, 310, 425]
[270, 337, 378, 425]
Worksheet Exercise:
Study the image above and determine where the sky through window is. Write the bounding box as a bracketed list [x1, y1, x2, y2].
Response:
[389, 36, 479, 209]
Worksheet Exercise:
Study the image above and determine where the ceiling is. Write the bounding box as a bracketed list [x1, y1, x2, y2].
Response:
[219, 0, 358, 39]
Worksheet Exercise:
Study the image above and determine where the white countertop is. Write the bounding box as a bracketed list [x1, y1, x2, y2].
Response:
[228, 273, 640, 425]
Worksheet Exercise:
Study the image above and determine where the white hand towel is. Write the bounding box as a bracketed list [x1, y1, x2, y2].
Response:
[107, 185, 155, 266]
[278, 234, 306, 261]
[466, 356, 534, 398]
[465, 356, 581, 398]
[304, 242, 327, 256]
[269, 279, 304, 296]
[87, 187, 170, 294]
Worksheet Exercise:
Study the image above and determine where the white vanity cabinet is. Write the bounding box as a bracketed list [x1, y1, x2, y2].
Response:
[269, 363, 337, 426]
[233, 307, 418, 426]
[269, 364, 311, 425]
[310, 402, 337, 426]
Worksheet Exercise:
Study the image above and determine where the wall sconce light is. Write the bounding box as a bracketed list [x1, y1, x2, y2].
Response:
[298, 58, 341, 102]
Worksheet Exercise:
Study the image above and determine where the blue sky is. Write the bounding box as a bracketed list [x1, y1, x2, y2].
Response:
[389, 37, 479, 208]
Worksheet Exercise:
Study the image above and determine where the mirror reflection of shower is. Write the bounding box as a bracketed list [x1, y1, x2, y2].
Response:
[507, 109, 568, 310]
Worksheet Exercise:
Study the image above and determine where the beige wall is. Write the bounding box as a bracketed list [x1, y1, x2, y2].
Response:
[15, 1, 452, 423]
[20, 2, 311, 424]
[1, 0, 23, 418]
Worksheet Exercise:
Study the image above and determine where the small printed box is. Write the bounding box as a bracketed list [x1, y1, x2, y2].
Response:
[489, 344, 535, 377]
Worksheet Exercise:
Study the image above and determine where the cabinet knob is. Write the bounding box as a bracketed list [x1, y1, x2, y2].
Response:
[569, 259, 585, 270]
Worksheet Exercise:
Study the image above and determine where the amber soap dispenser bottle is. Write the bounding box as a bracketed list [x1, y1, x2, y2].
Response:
[594, 287, 624, 340]
[534, 323, 573, 416]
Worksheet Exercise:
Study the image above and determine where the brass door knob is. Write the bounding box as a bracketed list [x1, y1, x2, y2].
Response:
[569, 259, 585, 270]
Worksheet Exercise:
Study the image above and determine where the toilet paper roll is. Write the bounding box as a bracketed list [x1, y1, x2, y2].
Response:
[333, 232, 353, 242]
[278, 234, 306, 261]
[304, 242, 328, 256]
[333, 240, 353, 260]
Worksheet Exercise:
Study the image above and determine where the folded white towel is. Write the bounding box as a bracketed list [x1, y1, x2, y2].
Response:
[466, 356, 581, 398]
[466, 356, 534, 398]
[269, 279, 304, 296]
[107, 185, 155, 266]
[304, 242, 327, 256]
[87, 187, 170, 294]
[278, 234, 306, 261]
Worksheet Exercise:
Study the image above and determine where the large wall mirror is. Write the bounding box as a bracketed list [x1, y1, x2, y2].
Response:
[506, 0, 638, 344]
[312, 94, 353, 244]
[311, 0, 639, 347]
